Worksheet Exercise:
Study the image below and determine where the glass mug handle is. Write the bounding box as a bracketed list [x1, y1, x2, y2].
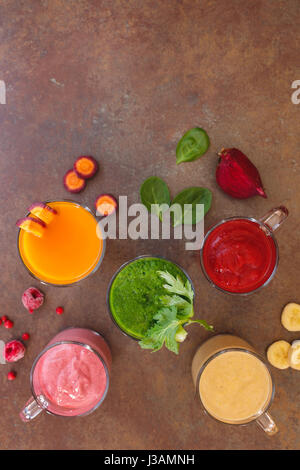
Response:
[256, 412, 278, 435]
[259, 206, 288, 232]
[20, 395, 48, 422]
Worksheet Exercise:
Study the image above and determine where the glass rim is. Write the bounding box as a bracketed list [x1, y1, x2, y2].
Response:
[29, 333, 110, 418]
[106, 254, 195, 341]
[17, 199, 106, 287]
[200, 216, 279, 296]
[195, 342, 275, 427]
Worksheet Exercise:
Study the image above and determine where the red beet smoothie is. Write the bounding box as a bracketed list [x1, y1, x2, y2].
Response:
[202, 219, 277, 293]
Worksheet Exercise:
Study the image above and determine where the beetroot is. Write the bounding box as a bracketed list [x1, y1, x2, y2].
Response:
[4, 340, 25, 363]
[216, 148, 267, 199]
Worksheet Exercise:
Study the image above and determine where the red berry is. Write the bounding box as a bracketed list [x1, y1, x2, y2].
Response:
[4, 340, 25, 362]
[1, 315, 8, 322]
[4, 319, 14, 329]
[7, 371, 17, 381]
[22, 287, 44, 313]
[22, 332, 30, 341]
[0, 319, 2, 326]
[56, 306, 64, 315]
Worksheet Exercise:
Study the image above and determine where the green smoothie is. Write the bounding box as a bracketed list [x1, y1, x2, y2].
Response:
[108, 257, 189, 339]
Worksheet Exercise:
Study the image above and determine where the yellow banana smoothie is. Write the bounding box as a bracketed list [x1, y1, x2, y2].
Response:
[192, 335, 273, 425]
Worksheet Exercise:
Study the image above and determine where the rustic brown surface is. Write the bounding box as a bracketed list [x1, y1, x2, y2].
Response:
[0, 0, 299, 450]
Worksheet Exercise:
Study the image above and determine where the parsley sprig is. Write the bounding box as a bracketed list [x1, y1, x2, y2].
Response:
[139, 270, 213, 354]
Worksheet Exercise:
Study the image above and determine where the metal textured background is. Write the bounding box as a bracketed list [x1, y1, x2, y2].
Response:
[0, 0, 299, 450]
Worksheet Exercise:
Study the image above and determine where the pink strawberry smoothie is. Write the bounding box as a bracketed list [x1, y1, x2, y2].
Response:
[33, 342, 108, 416]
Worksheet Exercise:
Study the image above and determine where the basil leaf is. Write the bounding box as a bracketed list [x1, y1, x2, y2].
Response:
[176, 127, 210, 164]
[140, 176, 170, 220]
[171, 187, 212, 226]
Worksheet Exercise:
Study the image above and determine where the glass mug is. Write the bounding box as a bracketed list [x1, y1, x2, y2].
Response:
[17, 200, 106, 287]
[191, 334, 278, 435]
[20, 328, 111, 422]
[200, 206, 288, 295]
[107, 254, 194, 340]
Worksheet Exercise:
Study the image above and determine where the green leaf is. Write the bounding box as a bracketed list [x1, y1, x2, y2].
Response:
[138, 270, 213, 355]
[171, 187, 212, 226]
[160, 294, 193, 318]
[140, 176, 170, 220]
[157, 271, 194, 303]
[139, 307, 213, 354]
[176, 127, 210, 164]
[139, 307, 181, 354]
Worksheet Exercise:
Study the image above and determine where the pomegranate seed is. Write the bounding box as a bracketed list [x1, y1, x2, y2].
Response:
[7, 371, 17, 381]
[1, 315, 8, 322]
[56, 306, 64, 315]
[22, 332, 30, 341]
[4, 320, 14, 329]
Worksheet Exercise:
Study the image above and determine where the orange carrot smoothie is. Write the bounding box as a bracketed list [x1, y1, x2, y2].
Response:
[18, 201, 104, 285]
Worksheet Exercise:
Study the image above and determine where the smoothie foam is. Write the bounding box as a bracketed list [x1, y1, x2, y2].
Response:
[33, 343, 107, 416]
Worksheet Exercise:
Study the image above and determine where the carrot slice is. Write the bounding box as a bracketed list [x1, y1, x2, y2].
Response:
[29, 202, 57, 224]
[16, 216, 46, 238]
[95, 194, 118, 216]
[74, 156, 98, 179]
[63, 169, 86, 193]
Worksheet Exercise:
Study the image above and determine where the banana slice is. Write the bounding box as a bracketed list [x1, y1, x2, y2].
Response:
[288, 340, 300, 370]
[281, 303, 300, 331]
[267, 340, 290, 369]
